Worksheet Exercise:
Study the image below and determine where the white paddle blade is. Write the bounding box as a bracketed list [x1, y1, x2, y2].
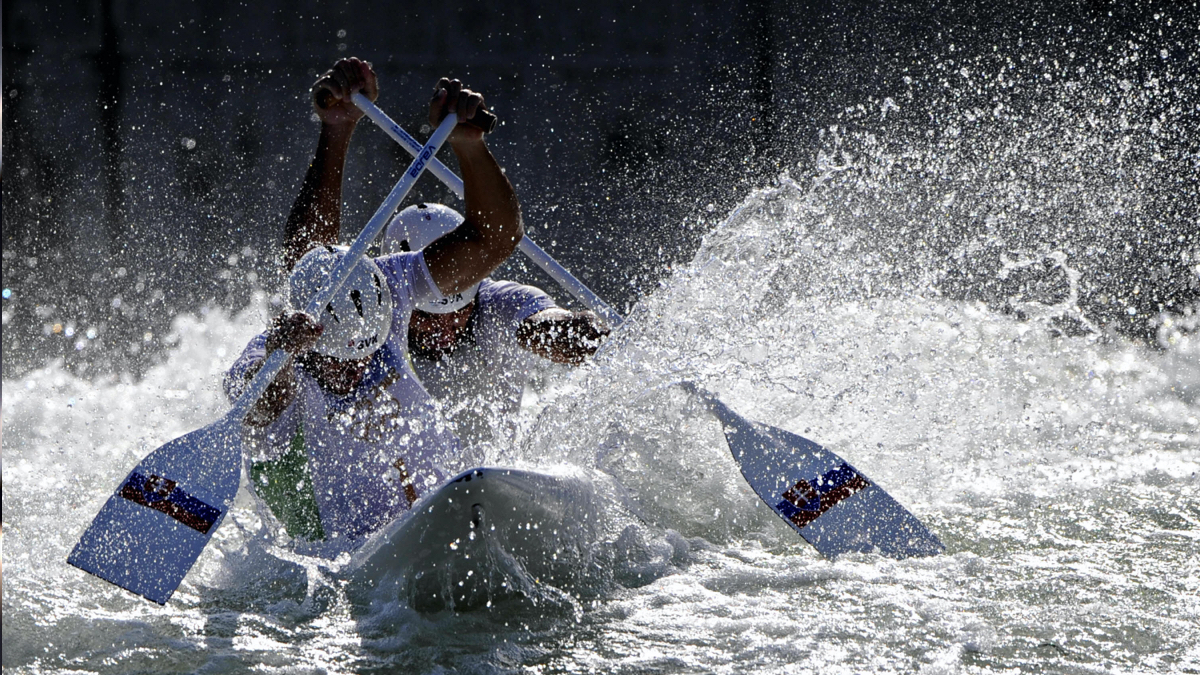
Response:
[68, 418, 242, 604]
[699, 392, 944, 559]
[67, 493, 219, 604]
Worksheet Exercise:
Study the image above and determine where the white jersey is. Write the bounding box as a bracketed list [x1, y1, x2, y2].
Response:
[225, 251, 462, 550]
[411, 279, 557, 447]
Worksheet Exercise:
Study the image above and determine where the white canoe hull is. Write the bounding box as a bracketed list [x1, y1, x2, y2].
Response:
[344, 467, 600, 612]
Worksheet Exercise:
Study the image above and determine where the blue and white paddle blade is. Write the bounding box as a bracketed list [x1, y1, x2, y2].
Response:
[68, 417, 242, 604]
[698, 391, 944, 559]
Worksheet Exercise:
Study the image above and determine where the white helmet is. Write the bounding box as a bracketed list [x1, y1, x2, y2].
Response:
[384, 203, 480, 314]
[289, 245, 393, 360]
[384, 203, 463, 252]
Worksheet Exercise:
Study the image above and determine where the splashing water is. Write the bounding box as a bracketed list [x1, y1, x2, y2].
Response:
[4, 184, 1196, 672]
[4, 26, 1200, 675]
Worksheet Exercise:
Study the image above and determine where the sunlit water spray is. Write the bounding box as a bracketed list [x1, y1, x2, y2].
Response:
[4, 24, 1199, 673]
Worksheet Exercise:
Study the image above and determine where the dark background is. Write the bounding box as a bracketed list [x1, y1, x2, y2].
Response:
[3, 0, 1197, 380]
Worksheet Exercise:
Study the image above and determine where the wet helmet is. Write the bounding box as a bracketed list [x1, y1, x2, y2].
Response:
[289, 245, 393, 359]
[384, 203, 480, 314]
[384, 203, 464, 252]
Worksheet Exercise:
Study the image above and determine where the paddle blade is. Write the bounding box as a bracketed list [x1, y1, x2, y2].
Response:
[68, 417, 242, 604]
[699, 392, 944, 559]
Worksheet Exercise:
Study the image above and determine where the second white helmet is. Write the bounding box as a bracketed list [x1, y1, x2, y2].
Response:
[289, 245, 393, 360]
[384, 203, 464, 253]
[384, 203, 480, 314]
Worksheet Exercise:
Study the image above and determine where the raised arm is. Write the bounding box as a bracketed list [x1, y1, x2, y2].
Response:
[421, 78, 524, 295]
[283, 57, 379, 270]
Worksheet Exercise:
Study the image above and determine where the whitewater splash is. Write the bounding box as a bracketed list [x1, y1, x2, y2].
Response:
[528, 175, 1199, 525]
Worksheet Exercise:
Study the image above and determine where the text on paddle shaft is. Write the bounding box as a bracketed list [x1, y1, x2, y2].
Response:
[407, 146, 435, 179]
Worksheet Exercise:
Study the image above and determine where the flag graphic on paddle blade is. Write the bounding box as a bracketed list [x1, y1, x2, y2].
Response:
[67, 417, 242, 605]
[692, 387, 944, 559]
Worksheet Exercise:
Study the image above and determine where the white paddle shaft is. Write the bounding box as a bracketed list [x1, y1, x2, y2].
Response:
[352, 93, 624, 327]
[227, 113, 460, 421]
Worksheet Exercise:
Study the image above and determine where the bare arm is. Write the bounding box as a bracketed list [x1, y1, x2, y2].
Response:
[422, 79, 524, 294]
[515, 309, 610, 365]
[242, 312, 323, 427]
[283, 58, 379, 270]
[282, 124, 353, 269]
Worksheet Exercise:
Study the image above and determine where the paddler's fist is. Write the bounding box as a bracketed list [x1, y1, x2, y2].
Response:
[265, 310, 324, 355]
[311, 57, 378, 126]
[430, 78, 486, 143]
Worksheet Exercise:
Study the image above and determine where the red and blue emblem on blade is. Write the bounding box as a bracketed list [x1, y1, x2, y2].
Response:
[776, 463, 871, 529]
[119, 472, 222, 534]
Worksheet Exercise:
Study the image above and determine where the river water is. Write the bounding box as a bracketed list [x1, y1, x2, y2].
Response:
[3, 22, 1199, 675]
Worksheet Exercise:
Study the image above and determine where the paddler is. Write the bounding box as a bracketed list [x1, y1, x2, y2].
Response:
[225, 61, 525, 546]
[381, 202, 609, 446]
[264, 58, 607, 440]
[303, 59, 608, 448]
